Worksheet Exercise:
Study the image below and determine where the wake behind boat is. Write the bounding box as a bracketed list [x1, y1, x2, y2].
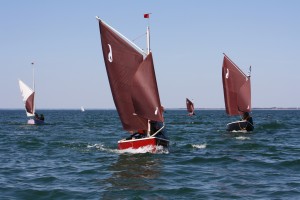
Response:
[97, 14, 169, 152]
[222, 54, 253, 132]
[18, 62, 45, 125]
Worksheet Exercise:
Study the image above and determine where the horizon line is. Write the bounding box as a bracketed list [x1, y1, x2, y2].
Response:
[1, 107, 299, 110]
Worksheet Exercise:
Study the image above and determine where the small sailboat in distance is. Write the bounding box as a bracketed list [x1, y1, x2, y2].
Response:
[222, 53, 253, 132]
[186, 98, 195, 116]
[96, 14, 169, 152]
[81, 106, 85, 112]
[18, 62, 44, 125]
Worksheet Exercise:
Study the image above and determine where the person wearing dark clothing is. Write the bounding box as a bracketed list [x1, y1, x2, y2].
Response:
[242, 112, 254, 131]
[126, 130, 146, 140]
[150, 121, 167, 139]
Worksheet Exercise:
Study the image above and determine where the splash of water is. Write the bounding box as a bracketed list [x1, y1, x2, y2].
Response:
[192, 144, 207, 149]
[87, 144, 169, 154]
[235, 136, 250, 140]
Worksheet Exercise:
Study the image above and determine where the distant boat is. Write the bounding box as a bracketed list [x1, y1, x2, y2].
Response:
[222, 53, 253, 132]
[97, 15, 169, 152]
[186, 98, 195, 116]
[81, 106, 85, 112]
[18, 62, 44, 125]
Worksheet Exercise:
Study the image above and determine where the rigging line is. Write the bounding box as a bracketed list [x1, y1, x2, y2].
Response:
[132, 32, 147, 42]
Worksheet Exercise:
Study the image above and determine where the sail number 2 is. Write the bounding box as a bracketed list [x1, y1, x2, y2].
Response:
[108, 44, 113, 62]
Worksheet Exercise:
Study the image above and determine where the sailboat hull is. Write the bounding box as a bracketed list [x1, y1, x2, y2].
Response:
[226, 120, 253, 132]
[118, 136, 169, 152]
[188, 112, 195, 116]
[27, 119, 45, 125]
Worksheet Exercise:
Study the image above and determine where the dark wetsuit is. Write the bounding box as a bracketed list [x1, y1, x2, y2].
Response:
[245, 116, 254, 131]
[150, 121, 168, 139]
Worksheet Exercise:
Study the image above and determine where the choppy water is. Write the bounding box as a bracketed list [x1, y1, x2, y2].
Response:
[1, 109, 300, 199]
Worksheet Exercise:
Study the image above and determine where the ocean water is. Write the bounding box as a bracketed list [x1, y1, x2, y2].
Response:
[0, 109, 300, 199]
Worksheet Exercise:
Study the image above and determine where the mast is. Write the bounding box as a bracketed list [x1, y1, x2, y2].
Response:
[145, 13, 152, 134]
[144, 13, 151, 55]
[146, 25, 150, 54]
[32, 62, 35, 92]
[31, 62, 36, 114]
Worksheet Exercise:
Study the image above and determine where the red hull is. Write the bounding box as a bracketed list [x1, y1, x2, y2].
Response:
[118, 137, 169, 152]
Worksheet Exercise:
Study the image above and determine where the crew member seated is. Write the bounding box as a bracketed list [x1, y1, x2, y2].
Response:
[150, 121, 167, 139]
[40, 114, 45, 121]
[126, 129, 146, 140]
[34, 112, 45, 121]
[242, 112, 254, 131]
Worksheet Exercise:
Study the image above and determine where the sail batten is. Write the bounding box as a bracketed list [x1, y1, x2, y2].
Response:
[222, 54, 251, 116]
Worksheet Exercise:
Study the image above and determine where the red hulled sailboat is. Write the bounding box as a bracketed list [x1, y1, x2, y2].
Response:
[222, 53, 254, 132]
[97, 16, 169, 152]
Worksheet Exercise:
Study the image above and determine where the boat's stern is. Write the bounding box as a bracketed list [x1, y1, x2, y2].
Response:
[118, 136, 169, 152]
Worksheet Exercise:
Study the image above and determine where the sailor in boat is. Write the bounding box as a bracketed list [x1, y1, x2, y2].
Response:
[149, 120, 168, 139]
[149, 105, 166, 137]
[126, 129, 147, 140]
[126, 105, 167, 140]
[34, 112, 45, 121]
[35, 113, 39, 120]
[242, 112, 254, 131]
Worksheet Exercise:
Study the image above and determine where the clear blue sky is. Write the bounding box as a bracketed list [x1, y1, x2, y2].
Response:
[1, 0, 299, 109]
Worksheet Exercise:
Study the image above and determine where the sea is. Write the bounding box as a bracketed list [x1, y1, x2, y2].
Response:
[0, 109, 300, 200]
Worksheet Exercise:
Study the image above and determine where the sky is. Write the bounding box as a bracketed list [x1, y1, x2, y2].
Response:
[1, 0, 300, 109]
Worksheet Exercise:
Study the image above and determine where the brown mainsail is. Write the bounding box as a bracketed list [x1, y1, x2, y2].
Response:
[186, 98, 195, 115]
[19, 80, 35, 117]
[25, 92, 35, 115]
[131, 52, 164, 122]
[222, 53, 251, 116]
[98, 19, 164, 131]
[99, 20, 148, 131]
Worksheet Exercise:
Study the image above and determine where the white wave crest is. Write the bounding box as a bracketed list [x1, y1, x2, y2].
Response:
[87, 144, 168, 154]
[235, 136, 250, 140]
[87, 143, 118, 153]
[118, 145, 169, 154]
[87, 144, 102, 149]
[192, 144, 207, 149]
[232, 130, 248, 133]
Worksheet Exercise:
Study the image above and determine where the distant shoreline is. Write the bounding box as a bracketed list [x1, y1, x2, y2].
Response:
[168, 108, 300, 111]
